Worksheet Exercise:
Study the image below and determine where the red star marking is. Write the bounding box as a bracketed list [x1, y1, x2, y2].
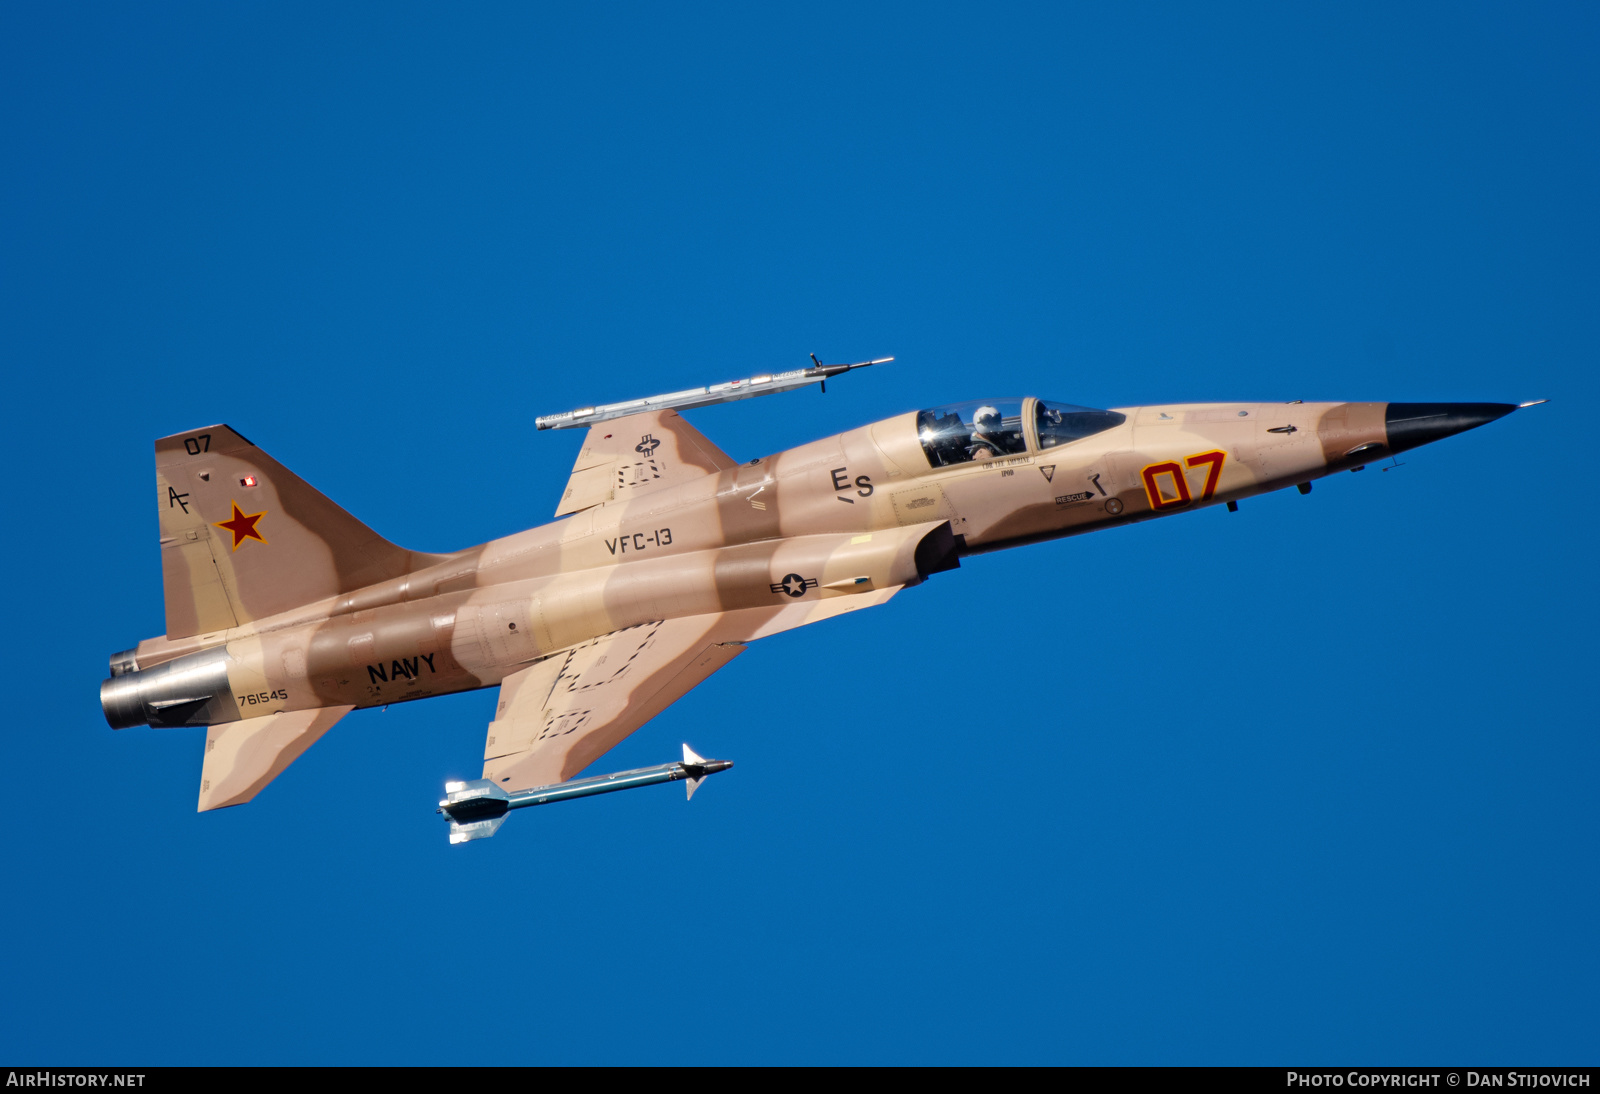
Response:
[214, 501, 267, 551]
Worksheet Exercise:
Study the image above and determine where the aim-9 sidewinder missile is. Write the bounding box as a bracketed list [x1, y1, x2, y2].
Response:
[437, 744, 733, 843]
[534, 356, 891, 430]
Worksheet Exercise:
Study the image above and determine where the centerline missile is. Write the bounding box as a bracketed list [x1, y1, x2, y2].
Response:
[437, 743, 733, 843]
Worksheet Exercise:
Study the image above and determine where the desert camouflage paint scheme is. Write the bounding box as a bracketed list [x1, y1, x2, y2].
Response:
[100, 394, 1520, 816]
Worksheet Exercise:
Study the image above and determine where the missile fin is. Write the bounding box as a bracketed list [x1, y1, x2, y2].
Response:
[684, 742, 707, 800]
[448, 814, 508, 844]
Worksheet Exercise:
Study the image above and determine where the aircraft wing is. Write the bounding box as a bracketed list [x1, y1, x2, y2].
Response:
[480, 589, 902, 791]
[199, 705, 355, 811]
[553, 410, 737, 517]
[481, 615, 746, 790]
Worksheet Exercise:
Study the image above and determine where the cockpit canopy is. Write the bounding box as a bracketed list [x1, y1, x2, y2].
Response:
[915, 398, 1126, 468]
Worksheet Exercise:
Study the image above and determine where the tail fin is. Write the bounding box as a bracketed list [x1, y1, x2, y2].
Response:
[156, 424, 446, 638]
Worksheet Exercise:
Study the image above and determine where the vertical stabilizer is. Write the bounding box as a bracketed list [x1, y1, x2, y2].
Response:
[156, 425, 446, 638]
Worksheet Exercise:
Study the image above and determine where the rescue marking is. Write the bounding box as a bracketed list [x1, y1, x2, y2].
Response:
[1055, 491, 1095, 507]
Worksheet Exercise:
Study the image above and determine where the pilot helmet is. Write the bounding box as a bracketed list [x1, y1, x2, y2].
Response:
[973, 405, 1002, 432]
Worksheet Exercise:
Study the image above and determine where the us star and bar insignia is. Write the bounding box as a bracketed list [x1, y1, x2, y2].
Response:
[214, 501, 267, 550]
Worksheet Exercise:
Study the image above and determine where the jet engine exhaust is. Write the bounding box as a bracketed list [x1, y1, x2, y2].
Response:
[100, 646, 238, 730]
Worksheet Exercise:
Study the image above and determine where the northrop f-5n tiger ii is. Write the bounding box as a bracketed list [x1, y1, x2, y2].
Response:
[99, 359, 1538, 841]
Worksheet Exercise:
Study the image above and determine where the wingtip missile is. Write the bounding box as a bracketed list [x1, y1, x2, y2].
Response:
[437, 746, 734, 842]
[535, 356, 893, 430]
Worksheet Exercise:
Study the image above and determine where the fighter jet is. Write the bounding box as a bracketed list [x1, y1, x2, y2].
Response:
[99, 358, 1538, 841]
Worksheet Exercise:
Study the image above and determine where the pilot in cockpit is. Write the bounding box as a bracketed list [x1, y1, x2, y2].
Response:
[968, 405, 1007, 459]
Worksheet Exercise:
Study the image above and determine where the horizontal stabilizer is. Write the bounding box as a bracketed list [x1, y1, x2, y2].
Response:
[199, 705, 354, 812]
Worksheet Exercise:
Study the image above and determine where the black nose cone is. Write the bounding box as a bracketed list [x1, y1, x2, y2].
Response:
[1385, 403, 1517, 454]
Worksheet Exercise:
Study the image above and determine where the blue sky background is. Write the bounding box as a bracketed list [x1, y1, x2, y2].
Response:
[2, 2, 1596, 1065]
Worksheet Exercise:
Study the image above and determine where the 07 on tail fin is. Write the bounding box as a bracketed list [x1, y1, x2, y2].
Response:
[156, 425, 446, 638]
